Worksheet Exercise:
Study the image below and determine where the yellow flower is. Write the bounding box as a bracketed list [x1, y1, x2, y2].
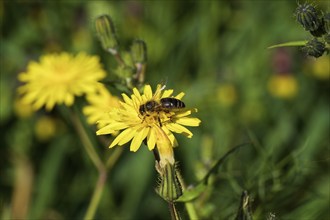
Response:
[216, 83, 238, 107]
[35, 116, 57, 142]
[13, 97, 34, 118]
[267, 74, 298, 99]
[17, 52, 106, 111]
[83, 83, 120, 128]
[311, 55, 330, 80]
[96, 84, 201, 166]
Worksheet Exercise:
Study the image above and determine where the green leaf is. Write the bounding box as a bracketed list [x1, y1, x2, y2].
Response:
[268, 41, 308, 49]
[176, 181, 207, 202]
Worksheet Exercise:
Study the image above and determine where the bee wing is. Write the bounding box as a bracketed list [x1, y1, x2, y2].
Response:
[152, 84, 166, 100]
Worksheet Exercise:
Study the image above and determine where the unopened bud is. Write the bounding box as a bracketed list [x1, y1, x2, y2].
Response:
[116, 65, 135, 78]
[303, 38, 326, 58]
[156, 162, 182, 202]
[131, 39, 147, 64]
[295, 3, 321, 32]
[324, 33, 330, 44]
[324, 13, 330, 33]
[95, 15, 119, 54]
[310, 17, 326, 37]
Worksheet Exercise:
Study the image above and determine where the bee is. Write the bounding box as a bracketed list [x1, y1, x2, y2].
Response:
[139, 98, 185, 115]
[139, 86, 185, 126]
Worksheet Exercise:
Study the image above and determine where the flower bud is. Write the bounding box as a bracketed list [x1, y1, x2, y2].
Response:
[156, 162, 182, 202]
[130, 39, 147, 64]
[95, 15, 119, 54]
[295, 3, 321, 31]
[324, 33, 330, 44]
[303, 38, 326, 58]
[324, 13, 330, 33]
[310, 17, 326, 37]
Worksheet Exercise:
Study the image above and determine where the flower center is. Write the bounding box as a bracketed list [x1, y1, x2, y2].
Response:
[142, 111, 174, 127]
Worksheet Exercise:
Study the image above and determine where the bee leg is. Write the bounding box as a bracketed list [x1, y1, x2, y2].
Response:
[157, 113, 163, 127]
[158, 116, 162, 127]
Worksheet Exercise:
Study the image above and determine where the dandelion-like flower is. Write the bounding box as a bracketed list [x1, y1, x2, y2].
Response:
[83, 83, 120, 128]
[18, 52, 106, 111]
[96, 84, 201, 166]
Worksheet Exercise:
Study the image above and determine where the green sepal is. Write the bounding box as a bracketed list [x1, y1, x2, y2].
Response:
[94, 14, 119, 53]
[268, 41, 308, 49]
[156, 163, 182, 202]
[131, 39, 147, 64]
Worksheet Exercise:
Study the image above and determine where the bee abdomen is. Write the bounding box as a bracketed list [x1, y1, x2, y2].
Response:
[160, 98, 185, 109]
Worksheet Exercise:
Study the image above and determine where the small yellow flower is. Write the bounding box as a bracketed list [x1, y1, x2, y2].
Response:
[267, 74, 298, 99]
[96, 84, 201, 166]
[216, 83, 238, 107]
[35, 116, 57, 142]
[17, 52, 106, 111]
[13, 97, 34, 118]
[311, 55, 330, 80]
[83, 83, 120, 128]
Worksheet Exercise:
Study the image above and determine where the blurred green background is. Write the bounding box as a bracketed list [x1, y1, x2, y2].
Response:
[1, 1, 329, 220]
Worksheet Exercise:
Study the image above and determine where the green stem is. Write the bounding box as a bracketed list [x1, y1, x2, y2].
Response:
[71, 111, 106, 219]
[113, 52, 125, 67]
[106, 147, 124, 170]
[71, 112, 103, 170]
[71, 109, 122, 219]
[176, 171, 198, 220]
[84, 168, 107, 220]
[168, 202, 181, 220]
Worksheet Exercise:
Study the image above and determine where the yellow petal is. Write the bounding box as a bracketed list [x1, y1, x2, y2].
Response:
[166, 123, 193, 138]
[122, 93, 133, 105]
[118, 128, 138, 146]
[162, 89, 173, 98]
[130, 126, 149, 152]
[144, 85, 153, 100]
[175, 108, 197, 117]
[175, 117, 201, 127]
[109, 127, 135, 148]
[175, 92, 185, 99]
[162, 126, 178, 147]
[147, 127, 157, 150]
[154, 126, 175, 166]
[133, 87, 142, 102]
[104, 122, 129, 131]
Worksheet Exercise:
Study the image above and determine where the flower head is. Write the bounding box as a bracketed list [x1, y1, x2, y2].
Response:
[267, 74, 298, 99]
[83, 83, 120, 128]
[18, 52, 106, 111]
[96, 84, 201, 166]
